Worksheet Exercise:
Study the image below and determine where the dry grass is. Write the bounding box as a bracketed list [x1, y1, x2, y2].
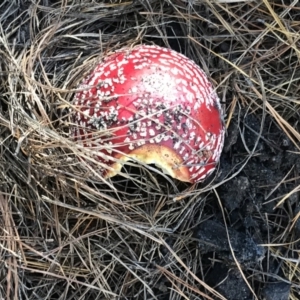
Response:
[1, 0, 300, 299]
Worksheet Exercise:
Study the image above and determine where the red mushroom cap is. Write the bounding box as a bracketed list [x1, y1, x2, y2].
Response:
[72, 44, 225, 183]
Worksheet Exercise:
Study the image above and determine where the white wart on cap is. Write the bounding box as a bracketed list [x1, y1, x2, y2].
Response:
[72, 44, 225, 183]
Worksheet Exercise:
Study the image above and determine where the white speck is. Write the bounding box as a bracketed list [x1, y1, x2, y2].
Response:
[206, 168, 215, 176]
[154, 134, 163, 143]
[163, 135, 170, 141]
[174, 140, 182, 150]
[149, 129, 155, 136]
[199, 142, 205, 149]
[197, 167, 206, 176]
[130, 86, 138, 93]
[171, 67, 179, 76]
[191, 173, 197, 179]
[158, 58, 171, 66]
[189, 132, 196, 140]
[205, 132, 212, 141]
[104, 78, 113, 86]
[183, 153, 189, 161]
[109, 64, 117, 71]
[117, 59, 128, 68]
[179, 146, 185, 155]
[186, 118, 192, 129]
[194, 165, 201, 171]
[193, 77, 200, 85]
[194, 101, 200, 110]
[134, 64, 143, 70]
[119, 75, 126, 84]
[136, 140, 144, 146]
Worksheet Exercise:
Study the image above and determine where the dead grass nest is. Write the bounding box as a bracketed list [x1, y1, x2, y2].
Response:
[1, 1, 300, 299]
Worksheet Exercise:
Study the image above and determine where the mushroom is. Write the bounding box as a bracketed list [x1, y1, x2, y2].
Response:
[72, 44, 225, 183]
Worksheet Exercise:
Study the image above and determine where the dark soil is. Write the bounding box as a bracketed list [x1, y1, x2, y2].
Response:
[193, 111, 300, 299]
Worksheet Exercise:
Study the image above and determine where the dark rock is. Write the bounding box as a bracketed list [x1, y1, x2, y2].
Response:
[262, 282, 290, 300]
[222, 176, 250, 211]
[224, 120, 239, 153]
[206, 264, 252, 300]
[194, 220, 265, 266]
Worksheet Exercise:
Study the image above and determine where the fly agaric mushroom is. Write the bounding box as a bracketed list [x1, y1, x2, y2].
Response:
[72, 44, 225, 183]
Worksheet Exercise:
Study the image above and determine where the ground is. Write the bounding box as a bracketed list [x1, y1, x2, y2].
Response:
[0, 1, 300, 300]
